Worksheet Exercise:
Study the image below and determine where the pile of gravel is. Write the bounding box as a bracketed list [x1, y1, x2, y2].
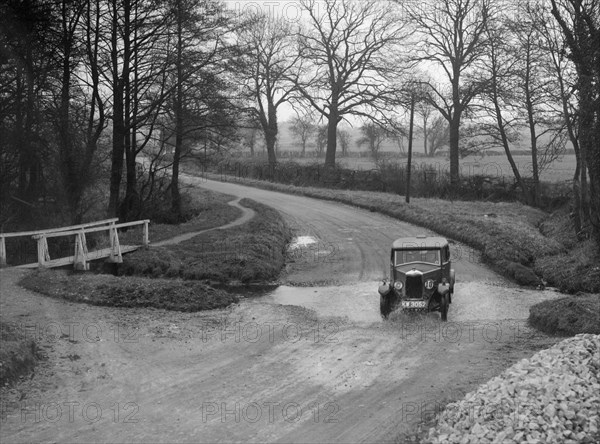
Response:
[426, 334, 600, 444]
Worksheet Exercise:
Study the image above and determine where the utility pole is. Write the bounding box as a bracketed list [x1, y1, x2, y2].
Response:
[406, 94, 415, 204]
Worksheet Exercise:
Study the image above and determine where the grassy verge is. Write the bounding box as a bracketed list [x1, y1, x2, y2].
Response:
[119, 187, 241, 245]
[19, 269, 239, 311]
[120, 198, 292, 284]
[0, 321, 38, 386]
[529, 294, 600, 335]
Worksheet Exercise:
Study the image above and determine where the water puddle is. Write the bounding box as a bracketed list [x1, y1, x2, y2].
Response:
[264, 282, 382, 323]
[288, 236, 318, 249]
[449, 282, 565, 322]
[262, 281, 566, 324]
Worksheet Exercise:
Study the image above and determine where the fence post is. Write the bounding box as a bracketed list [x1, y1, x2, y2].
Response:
[37, 235, 50, 267]
[0, 236, 6, 267]
[143, 220, 149, 248]
[109, 223, 122, 263]
[74, 229, 89, 271]
[109, 221, 115, 251]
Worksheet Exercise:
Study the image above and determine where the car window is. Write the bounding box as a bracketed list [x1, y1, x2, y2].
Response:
[395, 250, 440, 265]
[424, 251, 438, 263]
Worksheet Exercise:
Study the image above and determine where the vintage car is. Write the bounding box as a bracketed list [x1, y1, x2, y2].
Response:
[378, 235, 455, 321]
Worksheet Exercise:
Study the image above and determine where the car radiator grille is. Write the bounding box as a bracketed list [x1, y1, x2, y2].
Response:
[405, 275, 423, 299]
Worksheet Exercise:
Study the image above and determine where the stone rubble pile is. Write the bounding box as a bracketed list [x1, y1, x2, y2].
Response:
[426, 334, 600, 444]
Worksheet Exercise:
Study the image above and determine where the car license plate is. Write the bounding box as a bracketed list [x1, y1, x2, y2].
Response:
[401, 300, 427, 309]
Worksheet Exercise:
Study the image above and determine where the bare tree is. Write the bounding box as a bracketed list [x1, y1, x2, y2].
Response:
[238, 13, 300, 167]
[315, 125, 328, 157]
[387, 119, 407, 155]
[105, 0, 171, 218]
[337, 127, 350, 157]
[550, 0, 600, 247]
[508, 2, 569, 206]
[403, 0, 493, 185]
[165, 0, 234, 217]
[477, 15, 534, 201]
[427, 116, 449, 157]
[416, 100, 433, 157]
[289, 111, 315, 157]
[534, 1, 587, 236]
[357, 123, 388, 164]
[293, 0, 406, 168]
[239, 120, 261, 157]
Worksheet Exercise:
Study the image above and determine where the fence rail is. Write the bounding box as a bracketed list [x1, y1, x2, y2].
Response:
[0, 218, 149, 270]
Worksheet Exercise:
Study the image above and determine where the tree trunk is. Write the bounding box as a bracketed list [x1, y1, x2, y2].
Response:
[108, 93, 125, 218]
[449, 73, 461, 185]
[58, 16, 81, 222]
[171, 0, 183, 218]
[120, 0, 139, 222]
[490, 70, 530, 202]
[262, 102, 278, 168]
[265, 134, 277, 167]
[423, 115, 428, 157]
[107, 0, 126, 217]
[325, 112, 338, 168]
[448, 112, 460, 184]
[24, 47, 40, 201]
[524, 45, 540, 206]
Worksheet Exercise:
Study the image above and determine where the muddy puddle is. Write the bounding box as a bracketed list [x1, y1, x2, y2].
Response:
[264, 283, 382, 323]
[261, 281, 566, 324]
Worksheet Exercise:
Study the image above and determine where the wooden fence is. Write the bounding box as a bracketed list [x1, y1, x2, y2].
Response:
[0, 218, 149, 270]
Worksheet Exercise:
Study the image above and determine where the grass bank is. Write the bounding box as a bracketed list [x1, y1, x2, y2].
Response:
[120, 198, 292, 284]
[528, 294, 600, 336]
[0, 321, 38, 386]
[19, 269, 238, 311]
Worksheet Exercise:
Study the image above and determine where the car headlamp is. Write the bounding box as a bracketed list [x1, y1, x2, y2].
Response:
[394, 281, 403, 290]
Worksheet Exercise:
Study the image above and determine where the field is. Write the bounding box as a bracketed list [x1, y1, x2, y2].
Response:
[247, 122, 578, 184]
[330, 154, 577, 183]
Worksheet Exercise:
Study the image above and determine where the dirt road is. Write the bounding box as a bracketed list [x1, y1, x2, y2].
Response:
[0, 178, 563, 443]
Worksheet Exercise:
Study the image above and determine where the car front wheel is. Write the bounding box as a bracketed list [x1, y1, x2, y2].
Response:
[440, 293, 449, 321]
[380, 295, 390, 318]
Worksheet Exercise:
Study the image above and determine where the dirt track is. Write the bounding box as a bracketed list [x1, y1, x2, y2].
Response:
[0, 178, 564, 443]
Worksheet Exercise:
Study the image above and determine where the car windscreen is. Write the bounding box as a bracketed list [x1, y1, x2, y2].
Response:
[395, 249, 440, 265]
